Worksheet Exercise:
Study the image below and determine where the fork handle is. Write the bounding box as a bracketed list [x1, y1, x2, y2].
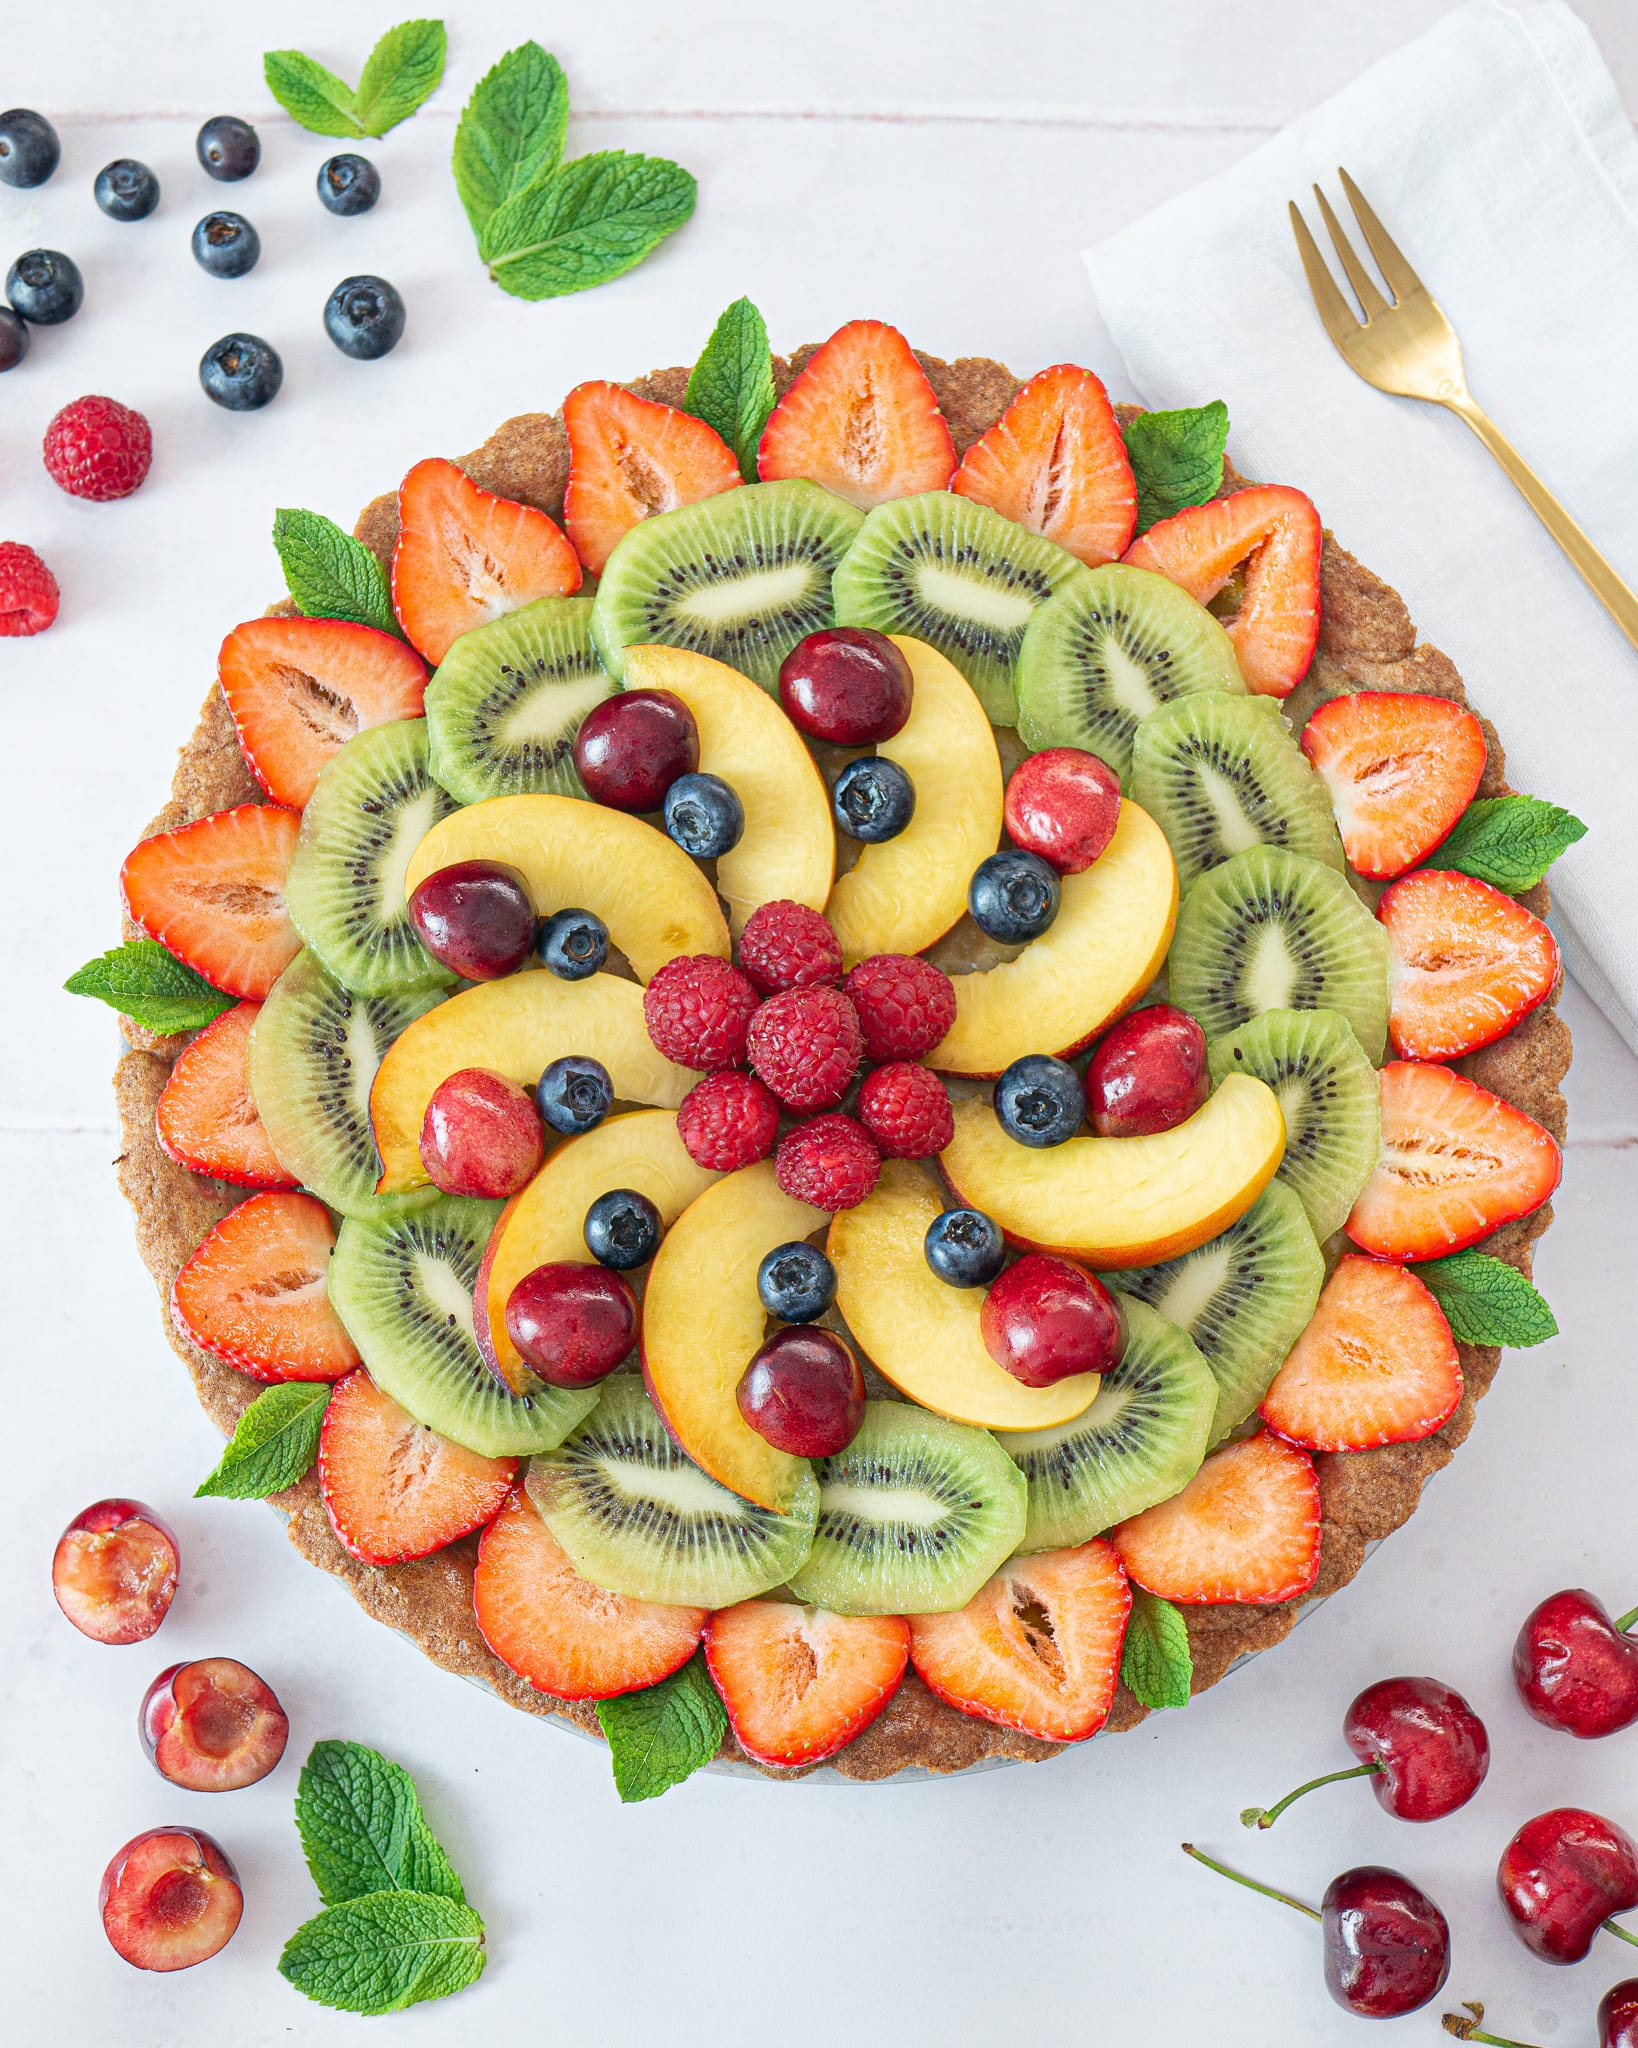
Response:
[1443, 393, 1638, 656]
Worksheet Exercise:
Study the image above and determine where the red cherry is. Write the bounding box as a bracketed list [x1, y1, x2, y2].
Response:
[407, 859, 534, 980]
[778, 627, 913, 745]
[1603, 1981, 1638, 2048]
[573, 689, 699, 811]
[140, 1657, 289, 1791]
[736, 1327, 865, 1457]
[52, 1498, 179, 1644]
[979, 1253, 1124, 1389]
[1085, 1004, 1210, 1138]
[504, 1262, 637, 1387]
[1496, 1808, 1638, 1964]
[1513, 1588, 1638, 1738]
[100, 1826, 243, 1972]
[419, 1067, 544, 1198]
[1242, 1675, 1488, 1829]
[1004, 747, 1122, 874]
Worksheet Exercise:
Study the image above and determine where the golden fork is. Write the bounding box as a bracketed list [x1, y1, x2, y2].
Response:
[1289, 167, 1638, 656]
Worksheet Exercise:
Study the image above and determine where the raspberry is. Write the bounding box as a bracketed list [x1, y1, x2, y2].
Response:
[843, 954, 957, 1062]
[737, 899, 843, 995]
[856, 1062, 954, 1159]
[676, 1071, 780, 1171]
[643, 954, 760, 1071]
[775, 1114, 880, 1212]
[42, 395, 153, 502]
[0, 542, 60, 636]
[747, 987, 863, 1111]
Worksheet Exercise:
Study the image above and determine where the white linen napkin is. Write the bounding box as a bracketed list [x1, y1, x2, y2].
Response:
[1085, 0, 1638, 1054]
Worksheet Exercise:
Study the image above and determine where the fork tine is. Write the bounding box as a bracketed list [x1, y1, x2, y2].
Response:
[1337, 167, 1424, 303]
[1287, 201, 1362, 351]
[1313, 184, 1390, 318]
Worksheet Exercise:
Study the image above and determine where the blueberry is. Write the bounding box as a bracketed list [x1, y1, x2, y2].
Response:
[536, 1055, 614, 1137]
[318, 153, 380, 216]
[537, 907, 610, 981]
[5, 250, 83, 325]
[199, 332, 283, 412]
[924, 1207, 1007, 1288]
[0, 110, 60, 189]
[757, 1241, 837, 1324]
[832, 756, 915, 843]
[664, 772, 744, 858]
[584, 1188, 663, 1270]
[0, 309, 29, 373]
[192, 212, 260, 279]
[94, 158, 159, 222]
[969, 848, 1061, 943]
[197, 116, 259, 182]
[324, 274, 405, 360]
[994, 1054, 1085, 1148]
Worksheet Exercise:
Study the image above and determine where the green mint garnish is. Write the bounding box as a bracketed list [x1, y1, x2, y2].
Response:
[296, 1740, 465, 1906]
[479, 149, 696, 301]
[265, 19, 446, 140]
[1417, 1250, 1559, 1348]
[194, 1381, 331, 1500]
[272, 508, 400, 637]
[596, 1651, 726, 1802]
[451, 41, 570, 239]
[1124, 400, 1230, 535]
[1426, 795, 1587, 894]
[1119, 1586, 1194, 1710]
[278, 1892, 485, 2015]
[65, 940, 234, 1035]
[684, 297, 778, 480]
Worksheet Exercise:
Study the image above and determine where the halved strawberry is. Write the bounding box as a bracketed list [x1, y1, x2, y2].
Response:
[319, 1370, 516, 1566]
[1122, 483, 1322, 696]
[704, 1601, 909, 1765]
[1260, 1255, 1462, 1452]
[1347, 1060, 1562, 1260]
[217, 616, 428, 808]
[950, 364, 1137, 566]
[1380, 868, 1560, 1060]
[907, 1540, 1131, 1742]
[121, 802, 303, 999]
[562, 381, 742, 575]
[474, 1488, 706, 1699]
[1300, 691, 1486, 878]
[757, 319, 956, 509]
[391, 456, 582, 666]
[1111, 1434, 1321, 1605]
[172, 1191, 359, 1382]
[155, 1002, 295, 1188]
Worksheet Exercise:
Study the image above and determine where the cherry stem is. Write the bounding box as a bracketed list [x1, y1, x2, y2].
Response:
[1614, 1603, 1638, 1635]
[1441, 2002, 1546, 2047]
[1180, 1842, 1321, 1922]
[1239, 1759, 1383, 1830]
[1606, 1914, 1638, 1950]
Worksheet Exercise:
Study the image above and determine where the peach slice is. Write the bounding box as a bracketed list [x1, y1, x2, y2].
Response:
[622, 644, 834, 936]
[825, 635, 1004, 965]
[828, 1161, 1104, 1430]
[940, 1075, 1285, 1268]
[930, 800, 1178, 1076]
[403, 793, 729, 982]
[640, 1161, 826, 1512]
[369, 973, 694, 1193]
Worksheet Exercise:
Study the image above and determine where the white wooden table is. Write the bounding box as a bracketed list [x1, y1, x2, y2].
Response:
[6, 5, 1637, 2041]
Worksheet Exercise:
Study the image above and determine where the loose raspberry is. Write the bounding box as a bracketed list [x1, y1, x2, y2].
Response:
[643, 954, 760, 1072]
[747, 986, 863, 1111]
[857, 1062, 954, 1159]
[676, 1071, 781, 1171]
[775, 1114, 880, 1212]
[42, 395, 153, 502]
[738, 899, 843, 995]
[844, 954, 957, 1062]
[0, 542, 60, 636]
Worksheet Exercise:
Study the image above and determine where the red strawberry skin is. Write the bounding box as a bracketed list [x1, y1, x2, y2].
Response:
[1301, 691, 1487, 879]
[319, 1370, 515, 1566]
[0, 541, 60, 635]
[758, 320, 956, 509]
[952, 365, 1137, 566]
[705, 1601, 910, 1765]
[172, 1192, 359, 1383]
[562, 381, 741, 575]
[155, 1002, 296, 1188]
[121, 803, 303, 999]
[1112, 1434, 1321, 1605]
[1380, 868, 1560, 1060]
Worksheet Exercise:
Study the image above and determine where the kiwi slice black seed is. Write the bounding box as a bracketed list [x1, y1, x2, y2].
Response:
[590, 479, 864, 692]
[526, 1375, 819, 1607]
[1167, 844, 1391, 1062]
[285, 718, 459, 997]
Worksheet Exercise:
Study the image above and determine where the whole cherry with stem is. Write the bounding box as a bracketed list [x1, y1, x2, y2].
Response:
[1241, 1676, 1489, 1829]
[1497, 1808, 1638, 1964]
[1441, 1982, 1638, 2047]
[1513, 1589, 1638, 1738]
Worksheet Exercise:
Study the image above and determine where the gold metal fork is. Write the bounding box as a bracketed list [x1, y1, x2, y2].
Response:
[1289, 167, 1638, 656]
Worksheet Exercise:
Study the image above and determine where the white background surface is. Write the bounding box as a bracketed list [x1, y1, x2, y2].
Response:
[4, 5, 1637, 2043]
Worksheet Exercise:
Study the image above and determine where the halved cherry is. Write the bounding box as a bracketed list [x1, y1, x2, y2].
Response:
[100, 1826, 243, 1971]
[53, 1499, 179, 1644]
[140, 1658, 290, 1791]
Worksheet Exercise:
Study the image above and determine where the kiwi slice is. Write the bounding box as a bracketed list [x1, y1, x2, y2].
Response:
[783, 1401, 1027, 1617]
[1129, 692, 1343, 888]
[832, 492, 1084, 726]
[590, 479, 864, 692]
[1002, 1300, 1218, 1553]
[1168, 844, 1392, 1062]
[425, 594, 614, 805]
[1015, 564, 1245, 781]
[1106, 1181, 1325, 1443]
[249, 949, 445, 1220]
[525, 1376, 819, 1608]
[1208, 1008, 1381, 1242]
[329, 1197, 599, 1457]
[285, 719, 459, 998]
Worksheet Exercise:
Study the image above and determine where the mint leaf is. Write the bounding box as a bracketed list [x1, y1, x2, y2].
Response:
[353, 19, 446, 138]
[195, 1381, 330, 1500]
[451, 41, 570, 238]
[1427, 795, 1587, 893]
[65, 940, 234, 1034]
[596, 1652, 724, 1802]
[272, 508, 400, 637]
[1120, 1587, 1193, 1710]
[279, 1892, 484, 2015]
[264, 49, 363, 138]
[684, 297, 777, 480]
[1418, 1250, 1558, 1348]
[1124, 401, 1230, 534]
[296, 1741, 464, 1908]
[481, 150, 696, 301]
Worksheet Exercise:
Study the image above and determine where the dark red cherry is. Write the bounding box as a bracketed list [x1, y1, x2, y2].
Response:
[504, 1262, 637, 1388]
[408, 859, 535, 980]
[140, 1657, 289, 1791]
[1004, 747, 1122, 874]
[1085, 1004, 1210, 1138]
[1513, 1588, 1638, 1739]
[778, 627, 913, 745]
[736, 1327, 865, 1457]
[1242, 1675, 1488, 1829]
[573, 689, 699, 811]
[1496, 1808, 1638, 1964]
[979, 1253, 1124, 1388]
[1602, 1980, 1638, 2048]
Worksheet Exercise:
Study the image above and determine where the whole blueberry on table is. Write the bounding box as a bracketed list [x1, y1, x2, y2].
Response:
[832, 755, 915, 843]
[924, 1206, 1007, 1288]
[994, 1053, 1084, 1147]
[969, 847, 1061, 943]
[584, 1188, 663, 1271]
[6, 249, 83, 325]
[0, 308, 29, 372]
[535, 1055, 614, 1138]
[537, 907, 609, 981]
[196, 116, 259, 181]
[192, 212, 259, 280]
[664, 771, 744, 858]
[324, 274, 405, 360]
[94, 158, 159, 221]
[0, 108, 60, 188]
[199, 333, 283, 412]
[757, 1241, 837, 1324]
[317, 153, 380, 216]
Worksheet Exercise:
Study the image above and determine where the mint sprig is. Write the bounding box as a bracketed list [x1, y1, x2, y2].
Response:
[279, 1892, 484, 2015]
[265, 19, 446, 140]
[272, 508, 401, 638]
[684, 298, 778, 480]
[65, 940, 234, 1035]
[1124, 401, 1230, 535]
[1119, 1586, 1193, 1710]
[596, 1652, 725, 1802]
[451, 42, 569, 238]
[195, 1381, 331, 1500]
[1426, 795, 1587, 894]
[296, 1741, 464, 1907]
[1417, 1250, 1558, 1348]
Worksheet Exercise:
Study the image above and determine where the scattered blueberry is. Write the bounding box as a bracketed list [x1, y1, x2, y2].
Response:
[324, 274, 405, 360]
[832, 756, 915, 843]
[318, 153, 380, 216]
[536, 1055, 614, 1138]
[199, 332, 283, 412]
[537, 907, 610, 981]
[584, 1188, 663, 1271]
[969, 848, 1061, 943]
[0, 109, 60, 189]
[924, 1207, 1007, 1288]
[5, 250, 83, 326]
[757, 1242, 837, 1324]
[664, 772, 744, 859]
[0, 308, 29, 373]
[94, 158, 159, 222]
[197, 116, 259, 182]
[994, 1054, 1085, 1148]
[192, 212, 260, 280]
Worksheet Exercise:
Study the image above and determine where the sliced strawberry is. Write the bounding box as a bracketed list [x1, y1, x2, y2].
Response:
[121, 802, 303, 999]
[562, 381, 742, 575]
[172, 1191, 359, 1382]
[217, 616, 427, 809]
[1380, 868, 1560, 1060]
[950, 364, 1137, 566]
[474, 1489, 706, 1699]
[1112, 1434, 1320, 1605]
[907, 1540, 1131, 1742]
[757, 319, 956, 509]
[319, 1370, 515, 1566]
[391, 456, 582, 666]
[704, 1601, 909, 1765]
[1260, 1255, 1462, 1452]
[1300, 691, 1486, 879]
[1122, 483, 1322, 697]
[1346, 1060, 1562, 1260]
[155, 1002, 295, 1188]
